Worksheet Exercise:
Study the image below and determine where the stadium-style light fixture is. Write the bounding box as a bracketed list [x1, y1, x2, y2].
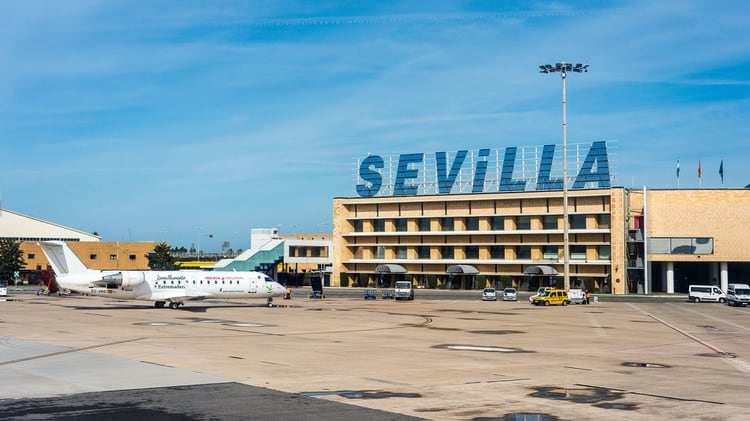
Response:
[539, 62, 588, 291]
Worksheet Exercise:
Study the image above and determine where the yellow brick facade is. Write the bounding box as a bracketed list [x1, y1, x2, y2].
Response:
[333, 188, 750, 294]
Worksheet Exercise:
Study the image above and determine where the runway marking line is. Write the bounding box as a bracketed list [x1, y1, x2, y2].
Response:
[627, 303, 750, 375]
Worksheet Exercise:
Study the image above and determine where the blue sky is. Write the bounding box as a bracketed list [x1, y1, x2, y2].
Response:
[2, 1, 749, 251]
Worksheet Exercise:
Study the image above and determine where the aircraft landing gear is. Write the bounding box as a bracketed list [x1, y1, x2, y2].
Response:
[267, 298, 274, 308]
[169, 302, 182, 309]
[155, 301, 166, 309]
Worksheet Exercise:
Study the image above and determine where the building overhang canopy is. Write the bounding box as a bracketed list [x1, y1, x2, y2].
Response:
[375, 264, 407, 274]
[446, 264, 479, 275]
[523, 265, 559, 276]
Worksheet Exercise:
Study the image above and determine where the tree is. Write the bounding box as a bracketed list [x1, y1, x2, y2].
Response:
[0, 239, 26, 281]
[147, 242, 176, 270]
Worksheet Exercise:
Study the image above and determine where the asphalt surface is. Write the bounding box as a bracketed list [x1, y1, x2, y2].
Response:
[1, 289, 746, 420]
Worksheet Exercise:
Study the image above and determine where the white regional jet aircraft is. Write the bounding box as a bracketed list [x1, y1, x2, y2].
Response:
[39, 241, 287, 309]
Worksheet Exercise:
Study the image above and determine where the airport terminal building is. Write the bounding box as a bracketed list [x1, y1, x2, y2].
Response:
[332, 142, 750, 294]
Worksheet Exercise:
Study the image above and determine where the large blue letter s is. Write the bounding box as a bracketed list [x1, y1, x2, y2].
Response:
[356, 155, 384, 197]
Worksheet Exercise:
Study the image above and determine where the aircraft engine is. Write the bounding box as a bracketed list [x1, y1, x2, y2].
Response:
[102, 272, 146, 289]
[120, 272, 146, 289]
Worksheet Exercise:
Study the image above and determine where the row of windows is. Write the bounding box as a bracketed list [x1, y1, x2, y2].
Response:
[26, 253, 137, 261]
[351, 245, 611, 260]
[158, 279, 242, 285]
[351, 214, 610, 233]
[288, 246, 329, 258]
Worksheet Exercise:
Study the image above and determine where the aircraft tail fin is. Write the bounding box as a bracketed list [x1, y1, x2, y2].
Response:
[39, 241, 89, 276]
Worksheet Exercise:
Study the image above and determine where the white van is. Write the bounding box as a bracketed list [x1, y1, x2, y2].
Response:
[688, 285, 726, 303]
[726, 284, 750, 307]
[394, 281, 414, 300]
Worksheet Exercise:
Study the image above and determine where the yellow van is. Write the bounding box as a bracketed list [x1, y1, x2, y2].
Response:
[532, 289, 570, 306]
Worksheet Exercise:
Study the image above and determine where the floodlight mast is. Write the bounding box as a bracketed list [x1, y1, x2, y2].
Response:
[539, 62, 588, 291]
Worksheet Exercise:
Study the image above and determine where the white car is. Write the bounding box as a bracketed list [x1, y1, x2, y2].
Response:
[502, 287, 518, 301]
[482, 288, 497, 301]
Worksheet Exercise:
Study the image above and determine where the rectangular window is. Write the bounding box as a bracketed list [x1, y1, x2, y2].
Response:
[418, 218, 431, 232]
[466, 217, 479, 231]
[27, 253, 36, 259]
[109, 254, 117, 260]
[516, 246, 532, 259]
[89, 254, 97, 260]
[395, 219, 407, 232]
[373, 219, 385, 232]
[376, 246, 385, 259]
[441, 246, 454, 259]
[570, 214, 587, 229]
[490, 216, 504, 230]
[353, 220, 363, 232]
[465, 246, 479, 259]
[397, 246, 407, 259]
[543, 245, 558, 260]
[418, 246, 430, 259]
[597, 214, 611, 229]
[570, 245, 587, 260]
[441, 217, 454, 231]
[516, 216, 531, 230]
[543, 215, 558, 230]
[129, 254, 136, 260]
[490, 245, 505, 259]
[598, 246, 611, 260]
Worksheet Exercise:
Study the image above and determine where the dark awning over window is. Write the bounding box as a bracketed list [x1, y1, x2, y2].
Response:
[375, 264, 407, 274]
[523, 265, 559, 276]
[446, 264, 479, 275]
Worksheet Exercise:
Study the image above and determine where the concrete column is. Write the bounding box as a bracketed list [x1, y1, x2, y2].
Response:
[666, 261, 675, 294]
[710, 262, 720, 287]
[720, 262, 729, 291]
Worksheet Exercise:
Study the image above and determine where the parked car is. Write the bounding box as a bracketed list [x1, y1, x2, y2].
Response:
[502, 287, 517, 301]
[532, 289, 570, 306]
[482, 288, 497, 301]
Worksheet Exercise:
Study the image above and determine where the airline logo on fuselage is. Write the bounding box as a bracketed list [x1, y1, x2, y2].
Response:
[156, 274, 187, 281]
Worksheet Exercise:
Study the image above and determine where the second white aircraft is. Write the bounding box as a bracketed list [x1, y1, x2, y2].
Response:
[39, 241, 287, 309]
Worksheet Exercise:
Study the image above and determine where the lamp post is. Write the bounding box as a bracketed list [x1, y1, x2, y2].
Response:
[539, 62, 588, 290]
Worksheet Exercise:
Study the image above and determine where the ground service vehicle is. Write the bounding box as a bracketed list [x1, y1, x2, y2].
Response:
[532, 289, 569, 306]
[567, 288, 587, 304]
[0, 280, 7, 297]
[394, 281, 414, 300]
[309, 277, 324, 299]
[726, 284, 750, 306]
[529, 287, 551, 303]
[688, 285, 726, 303]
